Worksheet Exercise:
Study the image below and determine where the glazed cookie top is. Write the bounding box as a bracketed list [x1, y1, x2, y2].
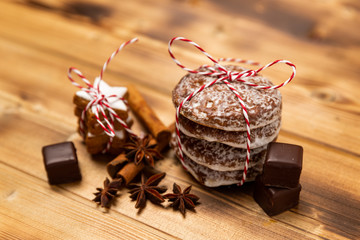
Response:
[172, 65, 282, 131]
[76, 77, 128, 112]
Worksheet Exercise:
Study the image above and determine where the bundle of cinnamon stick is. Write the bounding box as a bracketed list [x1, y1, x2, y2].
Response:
[106, 84, 172, 187]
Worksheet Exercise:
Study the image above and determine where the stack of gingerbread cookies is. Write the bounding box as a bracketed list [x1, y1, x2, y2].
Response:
[73, 77, 133, 155]
[171, 65, 282, 187]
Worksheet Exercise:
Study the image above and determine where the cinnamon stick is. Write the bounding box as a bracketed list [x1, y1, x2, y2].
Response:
[116, 162, 145, 186]
[126, 84, 171, 152]
[108, 124, 167, 184]
[106, 153, 128, 178]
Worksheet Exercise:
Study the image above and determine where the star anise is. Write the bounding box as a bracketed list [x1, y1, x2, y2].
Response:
[124, 134, 163, 167]
[164, 183, 200, 216]
[93, 178, 123, 208]
[127, 172, 167, 209]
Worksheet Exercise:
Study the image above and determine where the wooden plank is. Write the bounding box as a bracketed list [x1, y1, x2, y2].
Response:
[14, 0, 360, 47]
[0, 84, 358, 239]
[0, 0, 359, 239]
[1, 0, 359, 156]
[0, 114, 311, 240]
[0, 36, 174, 127]
[0, 162, 179, 240]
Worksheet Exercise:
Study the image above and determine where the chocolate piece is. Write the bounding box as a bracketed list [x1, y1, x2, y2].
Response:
[42, 142, 82, 185]
[254, 176, 301, 216]
[262, 142, 303, 188]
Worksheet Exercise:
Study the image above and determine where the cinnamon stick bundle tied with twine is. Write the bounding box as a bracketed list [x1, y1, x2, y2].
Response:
[105, 83, 172, 187]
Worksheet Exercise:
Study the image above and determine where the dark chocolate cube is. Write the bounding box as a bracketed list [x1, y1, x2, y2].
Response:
[42, 142, 82, 185]
[263, 142, 303, 188]
[254, 176, 301, 216]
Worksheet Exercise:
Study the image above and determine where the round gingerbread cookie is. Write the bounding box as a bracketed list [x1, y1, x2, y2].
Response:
[178, 114, 280, 149]
[172, 65, 282, 131]
[182, 155, 264, 187]
[178, 130, 267, 171]
[172, 144, 265, 187]
[170, 132, 266, 187]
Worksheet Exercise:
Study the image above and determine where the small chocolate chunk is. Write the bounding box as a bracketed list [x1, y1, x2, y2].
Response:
[42, 142, 82, 185]
[254, 176, 301, 216]
[262, 142, 303, 188]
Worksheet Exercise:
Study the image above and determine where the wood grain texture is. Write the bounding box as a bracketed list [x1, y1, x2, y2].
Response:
[0, 162, 178, 240]
[1, 0, 359, 156]
[0, 0, 359, 239]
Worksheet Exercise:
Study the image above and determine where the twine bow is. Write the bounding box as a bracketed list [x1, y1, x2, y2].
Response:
[68, 38, 138, 153]
[168, 37, 296, 186]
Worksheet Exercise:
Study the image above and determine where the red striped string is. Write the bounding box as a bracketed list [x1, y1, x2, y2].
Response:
[68, 38, 138, 153]
[168, 37, 296, 186]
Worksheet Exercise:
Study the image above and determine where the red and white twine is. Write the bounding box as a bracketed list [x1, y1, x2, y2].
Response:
[168, 37, 296, 186]
[68, 38, 138, 153]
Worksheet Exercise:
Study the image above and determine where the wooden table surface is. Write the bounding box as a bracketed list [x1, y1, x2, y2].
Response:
[1, 0, 359, 239]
